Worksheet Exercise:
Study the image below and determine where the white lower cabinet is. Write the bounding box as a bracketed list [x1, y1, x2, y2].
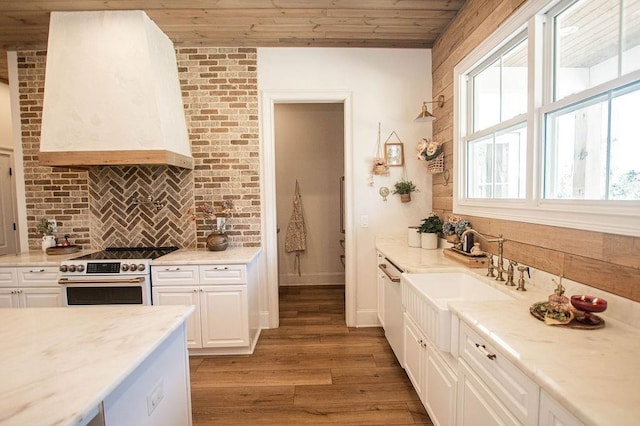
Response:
[152, 262, 259, 355]
[403, 313, 457, 426]
[0, 266, 62, 308]
[152, 285, 202, 348]
[458, 358, 520, 425]
[538, 390, 584, 426]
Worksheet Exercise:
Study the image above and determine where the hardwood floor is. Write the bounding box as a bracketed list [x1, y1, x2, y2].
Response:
[190, 285, 432, 425]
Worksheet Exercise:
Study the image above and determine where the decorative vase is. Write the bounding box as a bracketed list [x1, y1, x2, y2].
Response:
[206, 231, 228, 251]
[407, 226, 421, 248]
[400, 193, 411, 203]
[421, 233, 438, 250]
[41, 235, 56, 253]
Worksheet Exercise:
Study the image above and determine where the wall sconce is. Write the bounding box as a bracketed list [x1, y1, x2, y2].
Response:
[414, 95, 445, 122]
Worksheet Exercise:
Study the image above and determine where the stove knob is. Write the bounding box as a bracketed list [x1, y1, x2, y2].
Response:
[121, 264, 129, 272]
[59, 265, 68, 272]
[68, 265, 76, 272]
[77, 265, 85, 273]
[137, 264, 146, 272]
[129, 264, 138, 272]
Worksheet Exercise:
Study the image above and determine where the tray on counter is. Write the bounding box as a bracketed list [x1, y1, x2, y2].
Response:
[46, 245, 82, 255]
[443, 248, 487, 268]
[530, 301, 605, 330]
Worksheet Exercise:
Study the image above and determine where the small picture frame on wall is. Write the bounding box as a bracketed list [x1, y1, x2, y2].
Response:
[385, 143, 404, 167]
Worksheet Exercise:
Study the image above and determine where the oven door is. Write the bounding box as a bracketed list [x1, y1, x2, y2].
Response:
[59, 276, 151, 306]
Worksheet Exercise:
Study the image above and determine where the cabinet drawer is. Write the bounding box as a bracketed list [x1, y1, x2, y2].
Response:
[199, 265, 246, 284]
[459, 322, 539, 425]
[151, 265, 199, 285]
[0, 268, 17, 287]
[16, 266, 59, 287]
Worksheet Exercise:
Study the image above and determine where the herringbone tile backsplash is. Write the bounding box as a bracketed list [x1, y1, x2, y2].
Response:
[89, 166, 196, 248]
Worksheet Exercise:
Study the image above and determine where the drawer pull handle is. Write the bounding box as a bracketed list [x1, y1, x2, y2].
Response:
[378, 264, 400, 282]
[29, 269, 46, 273]
[213, 266, 229, 270]
[166, 267, 181, 271]
[475, 343, 497, 360]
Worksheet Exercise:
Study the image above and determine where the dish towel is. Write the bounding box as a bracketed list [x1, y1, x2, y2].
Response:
[284, 180, 307, 276]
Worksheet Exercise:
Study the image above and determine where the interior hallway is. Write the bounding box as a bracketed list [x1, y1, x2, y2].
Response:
[190, 285, 432, 424]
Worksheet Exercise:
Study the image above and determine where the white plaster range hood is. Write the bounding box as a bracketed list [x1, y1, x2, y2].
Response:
[39, 11, 193, 169]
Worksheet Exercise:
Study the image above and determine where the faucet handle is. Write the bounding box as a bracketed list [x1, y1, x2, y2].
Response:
[516, 265, 529, 291]
[486, 254, 496, 277]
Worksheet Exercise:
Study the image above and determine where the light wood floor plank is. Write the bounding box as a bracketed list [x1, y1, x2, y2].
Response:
[190, 285, 432, 425]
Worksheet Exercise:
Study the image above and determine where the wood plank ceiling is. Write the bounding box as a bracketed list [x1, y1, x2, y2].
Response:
[0, 0, 467, 83]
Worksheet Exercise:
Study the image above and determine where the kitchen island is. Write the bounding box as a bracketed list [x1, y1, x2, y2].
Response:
[0, 305, 194, 426]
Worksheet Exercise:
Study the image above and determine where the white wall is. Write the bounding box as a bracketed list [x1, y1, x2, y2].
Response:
[275, 103, 345, 286]
[258, 48, 433, 326]
[0, 83, 13, 150]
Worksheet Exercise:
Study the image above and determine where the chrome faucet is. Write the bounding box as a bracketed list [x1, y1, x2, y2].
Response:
[460, 229, 506, 281]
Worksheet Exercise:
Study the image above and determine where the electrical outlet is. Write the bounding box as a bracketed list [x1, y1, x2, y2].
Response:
[146, 380, 164, 416]
[48, 219, 57, 233]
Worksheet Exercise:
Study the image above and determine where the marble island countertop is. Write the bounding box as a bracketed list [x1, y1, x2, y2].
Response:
[377, 235, 640, 426]
[0, 305, 194, 426]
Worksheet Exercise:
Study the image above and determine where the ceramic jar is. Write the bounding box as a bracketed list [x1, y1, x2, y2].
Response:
[420, 233, 438, 250]
[41, 235, 56, 252]
[206, 231, 228, 251]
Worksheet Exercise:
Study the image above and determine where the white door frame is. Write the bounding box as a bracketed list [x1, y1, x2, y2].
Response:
[260, 91, 355, 328]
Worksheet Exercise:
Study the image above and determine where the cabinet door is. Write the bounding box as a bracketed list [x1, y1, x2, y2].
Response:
[539, 390, 584, 426]
[425, 348, 457, 426]
[153, 286, 202, 349]
[22, 287, 63, 307]
[457, 359, 519, 426]
[200, 285, 249, 348]
[403, 313, 426, 402]
[0, 288, 20, 308]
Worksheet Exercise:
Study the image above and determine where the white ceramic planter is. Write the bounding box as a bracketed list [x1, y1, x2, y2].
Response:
[408, 227, 421, 247]
[421, 233, 438, 250]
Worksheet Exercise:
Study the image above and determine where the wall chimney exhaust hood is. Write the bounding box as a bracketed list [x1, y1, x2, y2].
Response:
[39, 11, 193, 169]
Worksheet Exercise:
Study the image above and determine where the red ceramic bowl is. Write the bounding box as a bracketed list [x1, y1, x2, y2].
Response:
[570, 295, 607, 313]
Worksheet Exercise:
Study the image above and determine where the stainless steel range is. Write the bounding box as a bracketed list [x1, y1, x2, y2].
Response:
[59, 247, 178, 306]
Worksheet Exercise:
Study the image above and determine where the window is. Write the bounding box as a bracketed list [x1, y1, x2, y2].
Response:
[454, 0, 640, 236]
[463, 34, 528, 200]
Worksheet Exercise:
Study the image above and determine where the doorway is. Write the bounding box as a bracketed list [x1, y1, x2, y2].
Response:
[0, 150, 17, 255]
[260, 91, 354, 329]
[274, 103, 345, 316]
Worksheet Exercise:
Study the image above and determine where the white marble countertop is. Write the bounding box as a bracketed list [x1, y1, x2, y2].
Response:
[0, 249, 95, 267]
[0, 305, 194, 426]
[151, 246, 262, 265]
[377, 235, 640, 426]
[375, 235, 458, 271]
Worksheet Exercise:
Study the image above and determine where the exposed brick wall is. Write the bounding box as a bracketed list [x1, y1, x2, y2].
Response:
[17, 51, 92, 249]
[177, 47, 261, 248]
[16, 47, 260, 250]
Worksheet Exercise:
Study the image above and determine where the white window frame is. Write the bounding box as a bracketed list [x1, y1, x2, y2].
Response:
[453, 0, 640, 237]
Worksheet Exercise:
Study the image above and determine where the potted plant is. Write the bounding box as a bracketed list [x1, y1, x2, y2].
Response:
[36, 218, 56, 252]
[418, 213, 443, 250]
[393, 180, 417, 203]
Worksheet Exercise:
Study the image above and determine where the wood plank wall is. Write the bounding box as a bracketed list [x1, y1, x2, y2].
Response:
[431, 0, 640, 302]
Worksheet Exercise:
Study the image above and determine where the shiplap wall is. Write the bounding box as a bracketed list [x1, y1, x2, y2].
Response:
[431, 0, 640, 302]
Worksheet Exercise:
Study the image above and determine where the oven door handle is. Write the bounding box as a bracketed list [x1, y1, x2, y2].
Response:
[58, 277, 145, 285]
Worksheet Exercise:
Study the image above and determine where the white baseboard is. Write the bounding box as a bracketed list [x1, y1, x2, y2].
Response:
[355, 309, 381, 327]
[279, 271, 345, 286]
